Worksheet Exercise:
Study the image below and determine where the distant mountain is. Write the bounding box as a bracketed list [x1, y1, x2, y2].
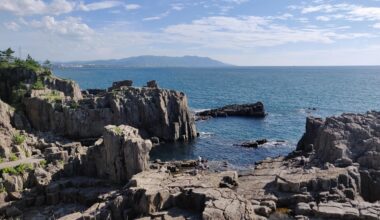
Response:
[55, 56, 232, 68]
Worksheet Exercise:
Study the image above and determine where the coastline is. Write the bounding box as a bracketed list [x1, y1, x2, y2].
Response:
[1, 66, 380, 219]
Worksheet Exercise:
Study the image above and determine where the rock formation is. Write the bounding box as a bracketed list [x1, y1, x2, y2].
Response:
[23, 82, 196, 142]
[196, 102, 266, 120]
[84, 125, 152, 183]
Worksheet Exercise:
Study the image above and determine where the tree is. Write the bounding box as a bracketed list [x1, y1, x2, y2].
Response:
[4, 48, 15, 62]
[43, 60, 52, 69]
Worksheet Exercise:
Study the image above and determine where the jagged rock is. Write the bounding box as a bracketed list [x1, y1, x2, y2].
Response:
[0, 99, 15, 157]
[85, 125, 152, 183]
[24, 85, 196, 141]
[32, 168, 52, 188]
[146, 80, 158, 88]
[5, 206, 22, 217]
[110, 80, 133, 90]
[196, 102, 266, 119]
[297, 112, 380, 202]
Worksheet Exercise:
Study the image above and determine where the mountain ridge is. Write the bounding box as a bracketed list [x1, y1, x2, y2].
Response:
[55, 55, 232, 67]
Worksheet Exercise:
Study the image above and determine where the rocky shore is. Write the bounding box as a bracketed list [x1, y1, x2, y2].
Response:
[1, 66, 380, 220]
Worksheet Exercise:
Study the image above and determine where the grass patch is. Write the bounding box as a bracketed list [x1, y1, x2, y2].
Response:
[32, 78, 45, 90]
[39, 160, 47, 167]
[9, 153, 18, 161]
[13, 132, 26, 145]
[43, 90, 62, 103]
[0, 163, 33, 175]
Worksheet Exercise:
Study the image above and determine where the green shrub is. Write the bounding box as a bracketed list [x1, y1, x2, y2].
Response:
[10, 83, 27, 110]
[0, 163, 33, 175]
[13, 132, 26, 145]
[32, 78, 44, 90]
[9, 153, 18, 161]
[1, 167, 18, 175]
[39, 160, 47, 167]
[69, 101, 79, 109]
[0, 158, 4, 163]
[15, 163, 33, 174]
[43, 91, 62, 103]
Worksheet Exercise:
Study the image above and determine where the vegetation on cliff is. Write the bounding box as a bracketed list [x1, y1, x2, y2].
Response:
[0, 47, 51, 73]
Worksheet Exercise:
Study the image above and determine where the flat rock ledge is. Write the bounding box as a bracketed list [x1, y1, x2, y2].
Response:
[196, 102, 266, 120]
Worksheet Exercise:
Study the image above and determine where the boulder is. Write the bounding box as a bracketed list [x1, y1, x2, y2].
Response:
[86, 125, 152, 184]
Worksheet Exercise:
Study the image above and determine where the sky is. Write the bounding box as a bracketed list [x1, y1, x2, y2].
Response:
[1, 0, 380, 66]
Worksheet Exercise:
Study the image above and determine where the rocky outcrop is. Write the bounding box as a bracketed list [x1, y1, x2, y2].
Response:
[0, 99, 15, 157]
[196, 102, 266, 120]
[24, 85, 197, 141]
[0, 67, 82, 103]
[84, 125, 152, 184]
[109, 80, 133, 91]
[296, 111, 380, 203]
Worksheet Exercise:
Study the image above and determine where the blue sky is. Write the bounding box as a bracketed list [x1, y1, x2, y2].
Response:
[1, 0, 380, 65]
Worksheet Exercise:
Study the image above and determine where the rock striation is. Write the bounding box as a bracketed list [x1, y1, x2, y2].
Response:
[84, 125, 152, 184]
[196, 102, 266, 120]
[24, 83, 196, 142]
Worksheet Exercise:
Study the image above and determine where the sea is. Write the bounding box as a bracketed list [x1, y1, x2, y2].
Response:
[54, 66, 380, 169]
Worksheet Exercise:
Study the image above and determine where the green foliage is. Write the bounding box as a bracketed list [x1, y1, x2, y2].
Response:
[1, 167, 17, 175]
[9, 153, 18, 161]
[32, 78, 45, 90]
[0, 48, 42, 72]
[69, 101, 79, 109]
[113, 126, 123, 135]
[39, 160, 47, 167]
[13, 132, 26, 145]
[43, 90, 62, 103]
[0, 158, 4, 163]
[0, 163, 34, 175]
[10, 83, 27, 110]
[0, 185, 5, 193]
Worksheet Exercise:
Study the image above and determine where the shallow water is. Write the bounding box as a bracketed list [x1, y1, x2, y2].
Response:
[54, 66, 380, 168]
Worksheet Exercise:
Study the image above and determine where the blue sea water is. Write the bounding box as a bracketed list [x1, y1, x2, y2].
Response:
[54, 66, 380, 169]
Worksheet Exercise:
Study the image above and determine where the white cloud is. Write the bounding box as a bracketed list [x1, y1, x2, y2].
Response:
[0, 0, 128, 15]
[0, 0, 75, 15]
[171, 4, 184, 11]
[3, 21, 20, 31]
[30, 16, 94, 39]
[125, 4, 140, 10]
[316, 16, 330, 21]
[78, 1, 122, 11]
[143, 11, 170, 21]
[222, 0, 249, 4]
[374, 23, 380, 29]
[163, 16, 370, 49]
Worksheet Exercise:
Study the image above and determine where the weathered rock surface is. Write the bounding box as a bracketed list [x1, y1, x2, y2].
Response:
[0, 99, 15, 157]
[84, 125, 152, 184]
[24, 84, 197, 141]
[196, 102, 266, 120]
[297, 112, 380, 202]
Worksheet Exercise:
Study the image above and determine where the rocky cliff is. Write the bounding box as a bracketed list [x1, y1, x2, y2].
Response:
[24, 85, 197, 141]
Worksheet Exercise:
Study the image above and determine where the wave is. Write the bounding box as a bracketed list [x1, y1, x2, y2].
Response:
[191, 108, 210, 113]
[199, 132, 215, 138]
